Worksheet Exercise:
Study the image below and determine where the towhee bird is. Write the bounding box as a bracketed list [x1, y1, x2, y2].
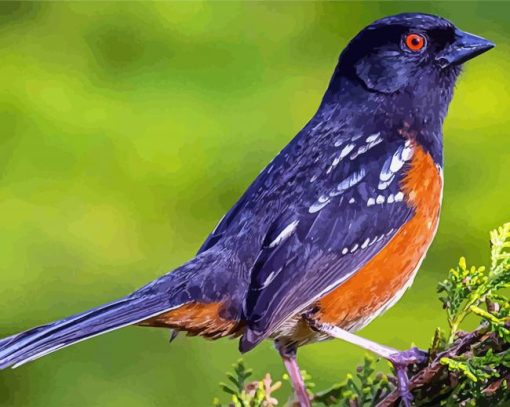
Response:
[0, 12, 494, 406]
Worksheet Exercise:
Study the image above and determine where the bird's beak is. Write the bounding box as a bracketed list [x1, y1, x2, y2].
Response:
[436, 29, 494, 68]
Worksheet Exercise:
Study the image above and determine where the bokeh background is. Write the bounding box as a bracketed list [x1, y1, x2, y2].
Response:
[0, 1, 508, 406]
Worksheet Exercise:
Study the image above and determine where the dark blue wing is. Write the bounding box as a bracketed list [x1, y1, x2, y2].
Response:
[240, 133, 416, 351]
[197, 196, 248, 254]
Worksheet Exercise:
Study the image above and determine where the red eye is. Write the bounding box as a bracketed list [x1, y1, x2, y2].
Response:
[404, 33, 426, 52]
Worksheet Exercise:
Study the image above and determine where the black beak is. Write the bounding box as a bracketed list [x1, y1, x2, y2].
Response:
[436, 29, 494, 68]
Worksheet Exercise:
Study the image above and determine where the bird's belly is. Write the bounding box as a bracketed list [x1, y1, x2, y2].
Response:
[315, 219, 437, 333]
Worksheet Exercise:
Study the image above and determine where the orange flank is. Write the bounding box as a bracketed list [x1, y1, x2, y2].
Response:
[139, 302, 239, 339]
[316, 144, 442, 330]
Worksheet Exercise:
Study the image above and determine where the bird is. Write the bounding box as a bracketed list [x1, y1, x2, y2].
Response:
[0, 12, 494, 407]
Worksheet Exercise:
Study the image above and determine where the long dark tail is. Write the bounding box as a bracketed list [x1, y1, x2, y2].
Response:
[0, 251, 232, 369]
[0, 295, 181, 369]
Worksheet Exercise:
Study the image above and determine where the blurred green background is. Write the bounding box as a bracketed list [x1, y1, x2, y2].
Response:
[0, 1, 508, 406]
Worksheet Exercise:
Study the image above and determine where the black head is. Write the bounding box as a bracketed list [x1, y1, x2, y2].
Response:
[337, 13, 494, 94]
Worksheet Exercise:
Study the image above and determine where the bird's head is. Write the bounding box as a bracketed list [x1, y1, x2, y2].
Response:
[336, 13, 494, 94]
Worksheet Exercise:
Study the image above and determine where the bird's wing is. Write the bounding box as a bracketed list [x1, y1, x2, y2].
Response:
[197, 194, 249, 254]
[240, 135, 416, 351]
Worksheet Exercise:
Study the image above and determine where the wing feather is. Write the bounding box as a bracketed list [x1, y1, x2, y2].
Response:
[240, 136, 415, 351]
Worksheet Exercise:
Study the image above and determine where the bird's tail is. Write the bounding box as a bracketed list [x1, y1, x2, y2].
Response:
[0, 252, 229, 370]
[0, 295, 180, 369]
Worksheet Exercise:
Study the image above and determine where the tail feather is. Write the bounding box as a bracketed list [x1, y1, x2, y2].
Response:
[0, 295, 182, 369]
[0, 248, 242, 369]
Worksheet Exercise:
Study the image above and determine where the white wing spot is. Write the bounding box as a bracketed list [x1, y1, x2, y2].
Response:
[366, 132, 382, 143]
[401, 142, 414, 161]
[326, 153, 344, 174]
[390, 149, 406, 173]
[378, 143, 415, 190]
[387, 194, 395, 203]
[268, 220, 299, 248]
[367, 197, 376, 207]
[350, 243, 359, 253]
[339, 143, 356, 159]
[378, 177, 394, 190]
[330, 168, 366, 197]
[260, 270, 278, 289]
[394, 192, 405, 202]
[376, 195, 385, 204]
[309, 198, 330, 213]
[342, 247, 348, 255]
[349, 197, 355, 204]
[326, 144, 356, 175]
[331, 155, 342, 167]
[350, 135, 383, 160]
[361, 238, 370, 249]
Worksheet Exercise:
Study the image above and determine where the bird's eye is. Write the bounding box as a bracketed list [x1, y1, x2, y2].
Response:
[404, 33, 426, 52]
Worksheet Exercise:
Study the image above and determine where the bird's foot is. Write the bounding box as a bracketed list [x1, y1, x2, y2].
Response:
[387, 347, 428, 407]
[303, 320, 427, 406]
[388, 347, 428, 366]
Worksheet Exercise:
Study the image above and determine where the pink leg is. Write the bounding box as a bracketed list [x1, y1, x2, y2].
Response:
[308, 320, 427, 407]
[276, 343, 311, 407]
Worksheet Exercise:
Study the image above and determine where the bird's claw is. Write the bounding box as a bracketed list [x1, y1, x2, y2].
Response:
[388, 346, 428, 367]
[387, 347, 428, 407]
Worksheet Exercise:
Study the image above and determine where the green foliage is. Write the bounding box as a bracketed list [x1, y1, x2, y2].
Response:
[215, 224, 510, 406]
[438, 223, 510, 344]
[214, 356, 391, 407]
[311, 355, 391, 406]
[437, 256, 487, 343]
[471, 305, 510, 343]
[439, 345, 510, 406]
[213, 359, 282, 407]
[436, 224, 510, 406]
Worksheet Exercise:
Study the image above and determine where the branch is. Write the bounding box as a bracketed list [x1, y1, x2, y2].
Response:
[376, 327, 491, 407]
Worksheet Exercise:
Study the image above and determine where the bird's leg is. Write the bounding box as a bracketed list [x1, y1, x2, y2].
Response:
[275, 341, 311, 407]
[308, 319, 427, 407]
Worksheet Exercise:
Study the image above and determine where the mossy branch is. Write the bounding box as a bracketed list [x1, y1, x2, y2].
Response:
[214, 223, 510, 406]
